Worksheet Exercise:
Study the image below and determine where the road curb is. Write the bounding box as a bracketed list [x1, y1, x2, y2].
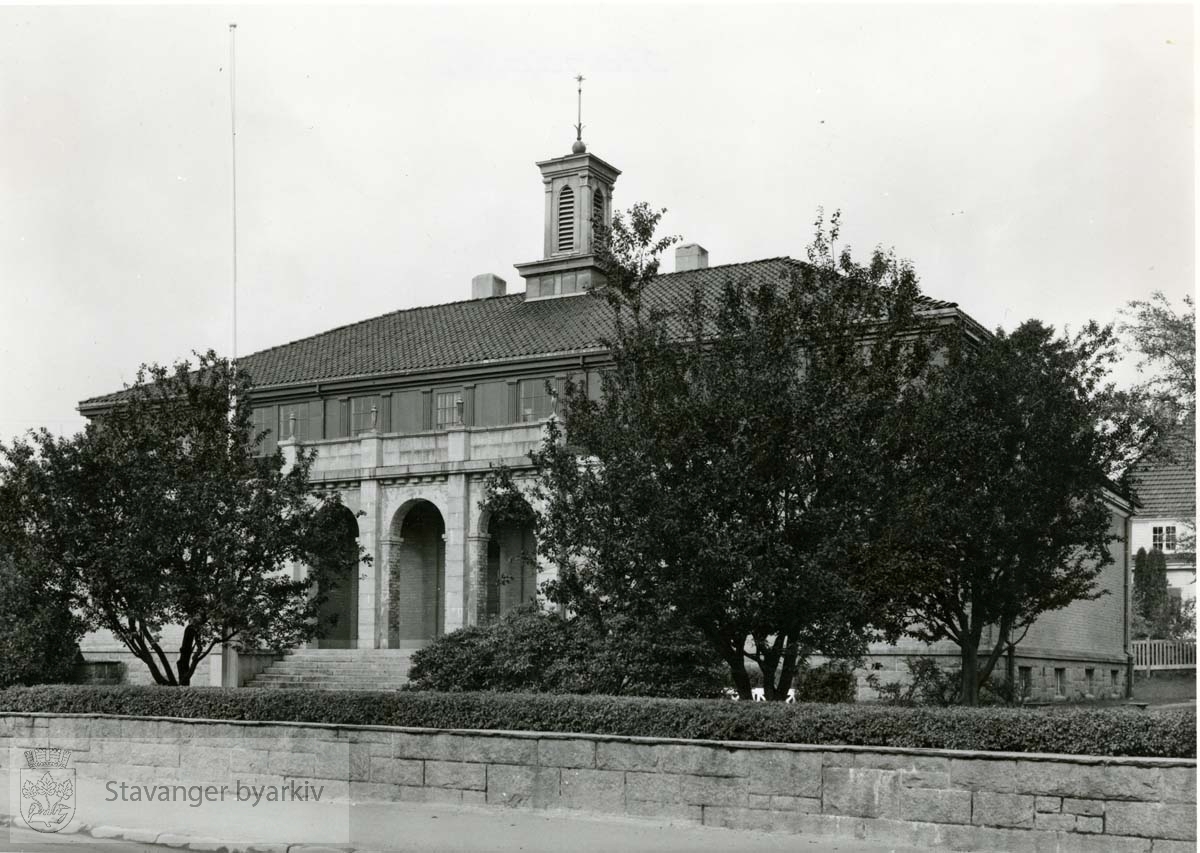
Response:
[0, 813, 344, 853]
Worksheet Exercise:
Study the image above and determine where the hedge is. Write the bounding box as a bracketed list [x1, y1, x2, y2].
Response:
[0, 685, 1192, 759]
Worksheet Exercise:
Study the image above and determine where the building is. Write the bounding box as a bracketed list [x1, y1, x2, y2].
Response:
[76, 134, 1135, 698]
[1129, 425, 1196, 603]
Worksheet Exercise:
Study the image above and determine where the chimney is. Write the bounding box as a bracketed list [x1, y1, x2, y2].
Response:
[471, 273, 507, 299]
[675, 244, 709, 272]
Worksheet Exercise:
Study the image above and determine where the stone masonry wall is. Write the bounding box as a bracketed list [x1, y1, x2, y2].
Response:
[0, 713, 1193, 852]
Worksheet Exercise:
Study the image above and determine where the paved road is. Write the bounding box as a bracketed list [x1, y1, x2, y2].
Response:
[2, 803, 925, 853]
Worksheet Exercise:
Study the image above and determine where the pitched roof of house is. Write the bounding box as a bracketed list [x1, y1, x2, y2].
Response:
[79, 257, 960, 407]
[1132, 426, 1197, 519]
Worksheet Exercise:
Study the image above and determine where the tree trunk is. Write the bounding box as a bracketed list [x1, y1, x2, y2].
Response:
[960, 642, 979, 706]
[775, 638, 801, 702]
[758, 634, 782, 701]
[704, 627, 752, 699]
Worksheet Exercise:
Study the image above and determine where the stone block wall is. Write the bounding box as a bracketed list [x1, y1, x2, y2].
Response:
[0, 713, 1192, 852]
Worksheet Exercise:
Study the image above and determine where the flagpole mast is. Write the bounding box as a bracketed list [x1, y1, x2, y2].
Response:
[228, 22, 239, 368]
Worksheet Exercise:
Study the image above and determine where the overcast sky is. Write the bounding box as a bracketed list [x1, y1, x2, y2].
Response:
[1, 3, 1193, 441]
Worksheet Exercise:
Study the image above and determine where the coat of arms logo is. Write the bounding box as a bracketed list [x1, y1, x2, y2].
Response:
[19, 747, 75, 833]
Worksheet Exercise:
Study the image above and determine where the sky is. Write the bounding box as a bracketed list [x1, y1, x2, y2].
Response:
[0, 3, 1193, 441]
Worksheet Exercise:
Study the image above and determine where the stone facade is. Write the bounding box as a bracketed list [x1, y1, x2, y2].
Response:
[1, 713, 1193, 852]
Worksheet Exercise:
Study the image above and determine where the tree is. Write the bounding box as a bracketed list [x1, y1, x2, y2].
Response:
[0, 351, 366, 686]
[1120, 291, 1194, 455]
[0, 543, 83, 688]
[1132, 547, 1170, 638]
[882, 321, 1149, 705]
[517, 205, 935, 700]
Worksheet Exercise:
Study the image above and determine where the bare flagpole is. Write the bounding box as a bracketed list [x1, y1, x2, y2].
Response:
[228, 22, 239, 368]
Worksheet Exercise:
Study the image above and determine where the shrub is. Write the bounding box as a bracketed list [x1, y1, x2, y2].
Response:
[792, 660, 858, 703]
[867, 657, 961, 707]
[408, 605, 726, 699]
[0, 685, 1192, 758]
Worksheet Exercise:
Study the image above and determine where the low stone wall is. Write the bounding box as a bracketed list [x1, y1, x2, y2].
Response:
[0, 713, 1193, 852]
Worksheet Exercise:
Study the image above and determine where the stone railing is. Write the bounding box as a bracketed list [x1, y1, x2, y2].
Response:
[0, 713, 1193, 852]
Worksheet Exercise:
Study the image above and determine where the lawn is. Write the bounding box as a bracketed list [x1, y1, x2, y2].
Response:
[1132, 669, 1196, 705]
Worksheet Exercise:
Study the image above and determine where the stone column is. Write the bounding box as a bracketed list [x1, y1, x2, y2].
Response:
[357, 428, 383, 649]
[381, 536, 400, 648]
[442, 473, 470, 632]
[466, 534, 490, 627]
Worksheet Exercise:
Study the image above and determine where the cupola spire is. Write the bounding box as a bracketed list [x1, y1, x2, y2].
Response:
[572, 74, 586, 154]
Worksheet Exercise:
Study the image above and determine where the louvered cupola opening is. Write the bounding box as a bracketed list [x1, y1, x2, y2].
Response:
[592, 188, 604, 227]
[557, 186, 575, 252]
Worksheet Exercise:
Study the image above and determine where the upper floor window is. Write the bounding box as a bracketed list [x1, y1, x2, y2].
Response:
[250, 406, 276, 456]
[278, 400, 322, 443]
[1153, 525, 1177, 552]
[519, 378, 554, 422]
[435, 390, 463, 429]
[557, 186, 575, 253]
[351, 395, 381, 435]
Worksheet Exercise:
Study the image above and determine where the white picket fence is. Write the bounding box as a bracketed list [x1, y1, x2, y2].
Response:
[1131, 639, 1196, 671]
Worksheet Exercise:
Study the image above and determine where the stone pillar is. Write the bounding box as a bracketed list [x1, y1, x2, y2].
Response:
[466, 534, 490, 627]
[447, 424, 469, 462]
[221, 643, 239, 687]
[381, 536, 400, 648]
[279, 435, 300, 472]
[208, 647, 224, 686]
[442, 474, 469, 632]
[358, 481, 380, 649]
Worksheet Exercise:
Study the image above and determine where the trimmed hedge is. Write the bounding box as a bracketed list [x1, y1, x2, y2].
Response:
[0, 685, 1193, 759]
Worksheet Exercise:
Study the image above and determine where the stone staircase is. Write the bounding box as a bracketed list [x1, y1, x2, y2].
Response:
[247, 649, 416, 691]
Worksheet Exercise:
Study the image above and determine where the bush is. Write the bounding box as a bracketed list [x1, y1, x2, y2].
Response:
[0, 550, 83, 689]
[0, 685, 1192, 758]
[793, 660, 857, 703]
[867, 657, 961, 707]
[408, 605, 726, 699]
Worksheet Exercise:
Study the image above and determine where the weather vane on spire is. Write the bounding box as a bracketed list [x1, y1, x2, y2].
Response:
[572, 74, 587, 154]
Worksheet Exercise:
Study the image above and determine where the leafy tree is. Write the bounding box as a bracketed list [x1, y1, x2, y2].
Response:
[0, 351, 366, 686]
[512, 204, 936, 700]
[0, 543, 83, 688]
[1132, 547, 1170, 638]
[1120, 291, 1194, 455]
[882, 321, 1149, 704]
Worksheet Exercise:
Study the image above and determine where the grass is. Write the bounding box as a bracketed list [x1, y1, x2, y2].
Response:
[1132, 669, 1196, 705]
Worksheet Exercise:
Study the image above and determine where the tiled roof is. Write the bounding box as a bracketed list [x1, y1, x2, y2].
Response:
[1132, 427, 1197, 519]
[80, 258, 959, 406]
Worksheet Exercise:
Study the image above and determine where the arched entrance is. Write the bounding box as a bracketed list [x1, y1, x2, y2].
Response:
[314, 505, 360, 649]
[389, 500, 446, 648]
[483, 509, 537, 623]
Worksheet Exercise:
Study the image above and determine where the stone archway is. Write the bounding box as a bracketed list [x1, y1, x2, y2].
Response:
[388, 500, 446, 648]
[314, 505, 360, 649]
[482, 507, 537, 623]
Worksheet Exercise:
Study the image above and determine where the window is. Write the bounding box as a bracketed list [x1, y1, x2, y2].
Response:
[250, 406, 276, 456]
[1111, 669, 1120, 690]
[351, 395, 381, 435]
[1054, 667, 1066, 697]
[1152, 525, 1178, 552]
[278, 400, 322, 443]
[592, 188, 604, 227]
[435, 390, 463, 429]
[557, 186, 575, 252]
[1085, 668, 1095, 695]
[1018, 666, 1031, 699]
[519, 378, 554, 422]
